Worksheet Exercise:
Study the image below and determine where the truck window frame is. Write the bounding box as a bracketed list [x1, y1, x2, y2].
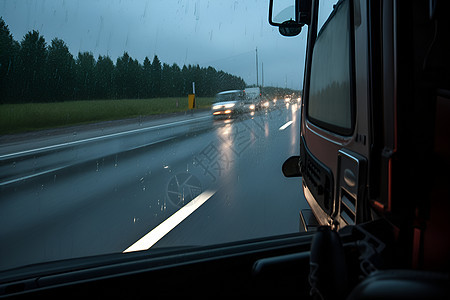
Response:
[305, 0, 356, 137]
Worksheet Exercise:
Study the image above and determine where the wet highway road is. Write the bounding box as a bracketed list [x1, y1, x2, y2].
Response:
[0, 104, 308, 271]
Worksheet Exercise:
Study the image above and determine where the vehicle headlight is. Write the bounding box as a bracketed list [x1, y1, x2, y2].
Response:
[249, 104, 255, 110]
[212, 105, 222, 110]
[224, 103, 235, 108]
[263, 101, 269, 107]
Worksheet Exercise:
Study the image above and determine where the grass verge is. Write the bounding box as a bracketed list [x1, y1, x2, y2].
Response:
[0, 97, 213, 135]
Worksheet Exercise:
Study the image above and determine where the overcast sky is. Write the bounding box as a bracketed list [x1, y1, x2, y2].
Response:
[0, 0, 307, 89]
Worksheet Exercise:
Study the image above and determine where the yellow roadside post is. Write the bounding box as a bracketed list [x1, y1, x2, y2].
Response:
[188, 94, 195, 110]
[188, 82, 196, 115]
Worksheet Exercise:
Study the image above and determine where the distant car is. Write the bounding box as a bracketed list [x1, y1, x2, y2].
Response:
[243, 87, 261, 109]
[260, 99, 271, 109]
[212, 90, 255, 118]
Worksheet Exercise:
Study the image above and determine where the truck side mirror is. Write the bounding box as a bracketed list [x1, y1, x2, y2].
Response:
[269, 0, 301, 37]
[268, 0, 310, 37]
[282, 156, 302, 177]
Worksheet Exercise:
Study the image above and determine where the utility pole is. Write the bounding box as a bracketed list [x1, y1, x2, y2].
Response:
[256, 47, 259, 87]
[262, 62, 264, 89]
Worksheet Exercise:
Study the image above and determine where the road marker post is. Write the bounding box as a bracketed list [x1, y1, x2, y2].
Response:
[188, 82, 196, 115]
[188, 94, 195, 110]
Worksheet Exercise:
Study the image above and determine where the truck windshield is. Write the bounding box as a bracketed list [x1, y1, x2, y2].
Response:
[0, 0, 307, 272]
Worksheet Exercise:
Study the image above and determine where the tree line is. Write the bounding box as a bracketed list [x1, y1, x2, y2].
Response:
[0, 17, 246, 104]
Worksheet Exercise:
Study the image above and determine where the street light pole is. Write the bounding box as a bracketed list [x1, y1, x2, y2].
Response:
[256, 47, 259, 87]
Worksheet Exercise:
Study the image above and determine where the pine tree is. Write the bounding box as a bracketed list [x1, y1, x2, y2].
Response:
[151, 55, 162, 97]
[18, 30, 47, 102]
[47, 38, 75, 101]
[142, 56, 152, 98]
[75, 52, 96, 100]
[94, 55, 114, 99]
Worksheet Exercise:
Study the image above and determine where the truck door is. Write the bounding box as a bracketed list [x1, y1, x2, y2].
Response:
[300, 0, 371, 229]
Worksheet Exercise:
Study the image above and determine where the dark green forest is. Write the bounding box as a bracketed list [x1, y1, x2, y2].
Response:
[0, 17, 246, 104]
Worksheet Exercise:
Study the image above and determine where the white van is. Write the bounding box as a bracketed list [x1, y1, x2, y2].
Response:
[243, 87, 262, 109]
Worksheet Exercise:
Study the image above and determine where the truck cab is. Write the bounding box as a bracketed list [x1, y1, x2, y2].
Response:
[272, 0, 450, 274]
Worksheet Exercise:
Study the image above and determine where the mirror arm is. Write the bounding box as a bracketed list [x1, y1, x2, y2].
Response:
[268, 0, 277, 26]
[269, 0, 301, 27]
[268, 0, 308, 37]
[299, 0, 312, 25]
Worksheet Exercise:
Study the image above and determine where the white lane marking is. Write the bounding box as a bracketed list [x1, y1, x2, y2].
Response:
[0, 136, 177, 186]
[0, 166, 69, 186]
[123, 189, 216, 253]
[0, 115, 210, 160]
[279, 121, 293, 131]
